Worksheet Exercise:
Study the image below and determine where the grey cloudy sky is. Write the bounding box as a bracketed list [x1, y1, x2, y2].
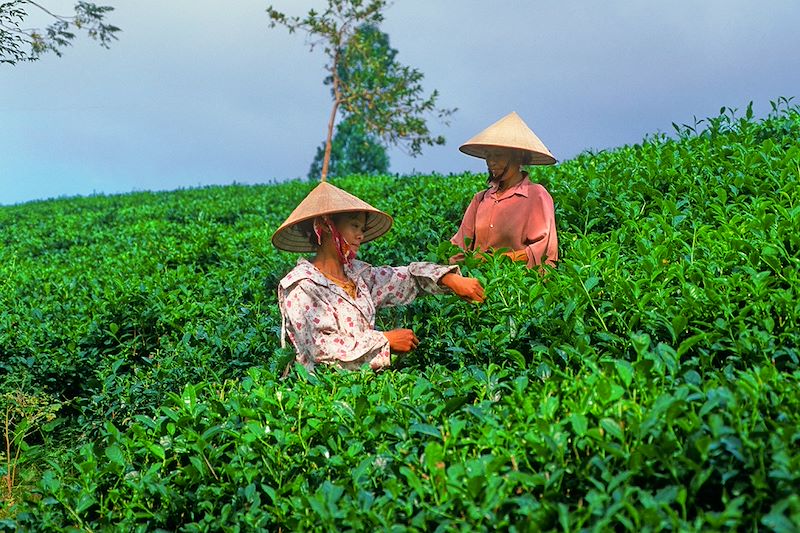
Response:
[2, 0, 799, 205]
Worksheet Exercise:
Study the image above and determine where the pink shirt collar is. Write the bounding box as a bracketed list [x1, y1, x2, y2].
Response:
[487, 174, 532, 200]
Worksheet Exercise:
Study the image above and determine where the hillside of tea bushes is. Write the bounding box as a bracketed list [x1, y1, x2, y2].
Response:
[1, 99, 799, 530]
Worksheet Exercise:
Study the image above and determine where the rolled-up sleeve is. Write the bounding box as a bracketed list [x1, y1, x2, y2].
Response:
[451, 191, 482, 250]
[523, 186, 558, 268]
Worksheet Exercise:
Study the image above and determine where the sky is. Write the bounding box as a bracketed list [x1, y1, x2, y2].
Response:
[2, 0, 799, 206]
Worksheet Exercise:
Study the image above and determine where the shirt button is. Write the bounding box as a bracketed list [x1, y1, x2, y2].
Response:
[490, 224, 494, 228]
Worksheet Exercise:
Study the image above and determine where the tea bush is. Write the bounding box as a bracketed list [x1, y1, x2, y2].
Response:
[1, 99, 799, 530]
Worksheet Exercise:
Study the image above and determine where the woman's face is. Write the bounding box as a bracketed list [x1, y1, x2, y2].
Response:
[333, 212, 367, 254]
[486, 154, 511, 179]
[485, 150, 519, 180]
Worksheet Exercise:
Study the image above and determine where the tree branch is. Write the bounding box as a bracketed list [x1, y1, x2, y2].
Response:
[24, 1, 71, 22]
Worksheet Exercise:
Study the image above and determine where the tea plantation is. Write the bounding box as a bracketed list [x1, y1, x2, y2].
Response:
[1, 100, 799, 531]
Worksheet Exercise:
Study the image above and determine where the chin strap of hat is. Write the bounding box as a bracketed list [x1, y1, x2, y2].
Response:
[487, 160, 514, 185]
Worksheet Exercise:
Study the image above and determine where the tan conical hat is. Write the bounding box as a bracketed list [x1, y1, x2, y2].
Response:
[459, 111, 556, 165]
[271, 181, 393, 252]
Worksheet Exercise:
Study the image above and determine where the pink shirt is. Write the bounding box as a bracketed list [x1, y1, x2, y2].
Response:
[451, 176, 558, 268]
[278, 258, 458, 371]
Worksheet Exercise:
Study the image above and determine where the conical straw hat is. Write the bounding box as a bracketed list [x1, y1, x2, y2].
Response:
[272, 181, 393, 252]
[459, 111, 556, 165]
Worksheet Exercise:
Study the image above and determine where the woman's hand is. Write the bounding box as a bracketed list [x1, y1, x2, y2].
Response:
[440, 273, 485, 303]
[384, 328, 419, 353]
[502, 249, 529, 262]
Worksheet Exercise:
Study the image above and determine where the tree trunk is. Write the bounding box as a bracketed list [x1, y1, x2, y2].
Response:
[320, 50, 343, 182]
[320, 97, 339, 182]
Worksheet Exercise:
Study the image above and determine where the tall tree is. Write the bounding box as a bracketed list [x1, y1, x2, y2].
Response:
[266, 0, 455, 182]
[307, 115, 390, 180]
[1, 1, 119, 65]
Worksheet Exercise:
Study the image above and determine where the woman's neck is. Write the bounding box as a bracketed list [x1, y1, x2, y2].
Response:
[312, 248, 347, 280]
[495, 169, 525, 193]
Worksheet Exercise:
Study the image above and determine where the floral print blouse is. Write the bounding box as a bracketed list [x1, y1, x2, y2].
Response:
[278, 257, 458, 371]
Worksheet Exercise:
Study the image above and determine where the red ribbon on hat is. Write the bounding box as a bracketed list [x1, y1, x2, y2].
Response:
[313, 216, 356, 265]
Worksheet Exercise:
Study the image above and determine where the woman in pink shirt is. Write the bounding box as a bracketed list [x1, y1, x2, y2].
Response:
[451, 112, 559, 268]
[273, 181, 485, 371]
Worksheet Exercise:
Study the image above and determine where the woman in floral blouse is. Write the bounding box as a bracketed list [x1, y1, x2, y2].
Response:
[272, 181, 485, 371]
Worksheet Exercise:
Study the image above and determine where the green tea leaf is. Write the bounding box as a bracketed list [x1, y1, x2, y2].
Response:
[570, 413, 588, 436]
[409, 423, 441, 440]
[600, 418, 624, 441]
[105, 444, 125, 466]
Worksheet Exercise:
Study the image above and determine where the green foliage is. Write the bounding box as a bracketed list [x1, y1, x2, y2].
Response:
[0, 1, 119, 65]
[1, 390, 61, 511]
[308, 115, 390, 180]
[266, 1, 454, 180]
[1, 99, 800, 530]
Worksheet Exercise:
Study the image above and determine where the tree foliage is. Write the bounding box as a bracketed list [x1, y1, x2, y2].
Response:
[307, 114, 390, 180]
[266, 0, 455, 181]
[0, 0, 119, 65]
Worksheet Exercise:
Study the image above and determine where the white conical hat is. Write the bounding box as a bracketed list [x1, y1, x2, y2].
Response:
[271, 181, 393, 252]
[459, 111, 556, 165]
